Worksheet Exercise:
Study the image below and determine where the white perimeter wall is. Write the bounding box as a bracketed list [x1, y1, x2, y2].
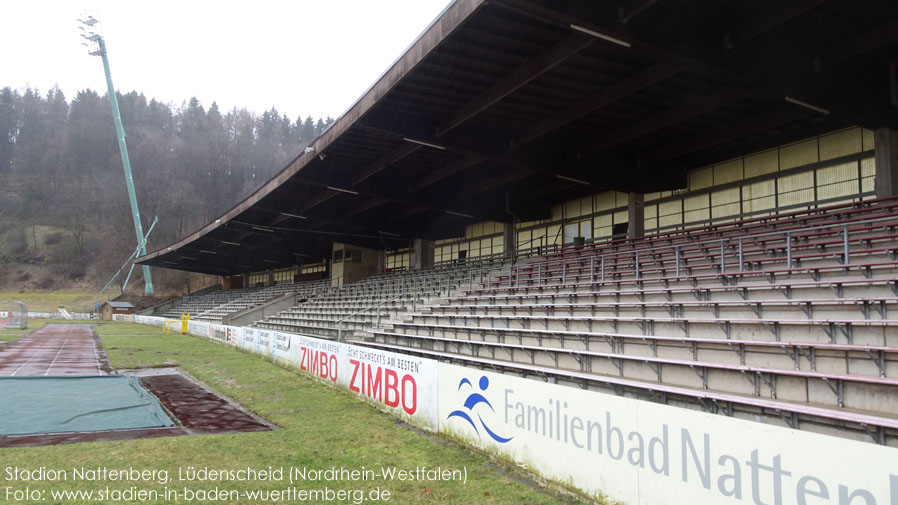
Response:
[121, 314, 897, 505]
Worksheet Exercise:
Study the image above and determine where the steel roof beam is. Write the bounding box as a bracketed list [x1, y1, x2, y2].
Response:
[437, 32, 595, 135]
[352, 141, 422, 185]
[348, 31, 596, 210]
[646, 109, 814, 164]
[495, 0, 897, 129]
[586, 86, 754, 154]
[411, 155, 485, 192]
[617, 0, 661, 24]
[723, 0, 830, 51]
[514, 60, 683, 145]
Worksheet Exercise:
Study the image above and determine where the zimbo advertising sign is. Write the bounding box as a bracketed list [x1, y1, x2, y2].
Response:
[346, 346, 421, 417]
[230, 328, 438, 429]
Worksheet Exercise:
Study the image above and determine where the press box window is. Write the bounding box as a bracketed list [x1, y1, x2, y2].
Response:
[344, 249, 363, 263]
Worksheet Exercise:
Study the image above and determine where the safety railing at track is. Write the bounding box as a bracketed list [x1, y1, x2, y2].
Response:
[502, 214, 898, 288]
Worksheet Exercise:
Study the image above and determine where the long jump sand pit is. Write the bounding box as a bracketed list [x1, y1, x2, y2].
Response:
[0, 324, 270, 447]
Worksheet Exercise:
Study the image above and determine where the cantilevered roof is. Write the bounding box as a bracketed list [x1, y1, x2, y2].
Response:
[140, 0, 898, 275]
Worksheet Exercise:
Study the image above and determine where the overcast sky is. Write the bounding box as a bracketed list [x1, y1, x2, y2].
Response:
[1, 0, 453, 121]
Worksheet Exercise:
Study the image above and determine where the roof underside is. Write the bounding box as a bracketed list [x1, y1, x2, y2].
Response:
[140, 0, 898, 275]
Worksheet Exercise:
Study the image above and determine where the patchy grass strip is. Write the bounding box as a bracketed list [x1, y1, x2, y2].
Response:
[0, 323, 585, 505]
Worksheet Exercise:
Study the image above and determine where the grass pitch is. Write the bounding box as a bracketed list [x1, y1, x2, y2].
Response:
[0, 323, 583, 505]
[0, 290, 115, 313]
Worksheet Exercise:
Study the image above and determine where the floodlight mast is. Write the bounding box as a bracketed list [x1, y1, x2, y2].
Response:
[80, 18, 154, 294]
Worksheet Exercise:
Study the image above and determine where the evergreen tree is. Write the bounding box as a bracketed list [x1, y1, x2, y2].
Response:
[0, 87, 17, 173]
[300, 115, 315, 142]
[0, 84, 330, 289]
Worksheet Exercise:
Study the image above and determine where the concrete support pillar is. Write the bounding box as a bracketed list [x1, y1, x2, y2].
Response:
[875, 128, 898, 198]
[412, 239, 435, 270]
[331, 243, 380, 285]
[242, 272, 249, 288]
[627, 192, 645, 239]
[503, 222, 516, 260]
[377, 249, 386, 274]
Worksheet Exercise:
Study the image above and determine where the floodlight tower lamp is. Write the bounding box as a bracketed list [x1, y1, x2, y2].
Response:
[80, 17, 155, 294]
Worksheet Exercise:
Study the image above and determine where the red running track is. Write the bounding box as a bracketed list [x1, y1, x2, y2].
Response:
[0, 324, 107, 376]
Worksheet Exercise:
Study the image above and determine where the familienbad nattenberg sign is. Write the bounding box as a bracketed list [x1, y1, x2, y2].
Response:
[129, 315, 898, 504]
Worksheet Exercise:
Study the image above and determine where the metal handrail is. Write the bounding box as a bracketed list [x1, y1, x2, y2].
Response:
[466, 262, 516, 291]
[336, 291, 422, 342]
[565, 214, 897, 263]
[433, 252, 507, 269]
[511, 213, 898, 287]
[333, 263, 519, 340]
[551, 222, 564, 248]
[642, 194, 897, 241]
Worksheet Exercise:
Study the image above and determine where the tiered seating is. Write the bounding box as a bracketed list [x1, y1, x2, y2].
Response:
[193, 280, 330, 322]
[256, 258, 508, 340]
[153, 280, 330, 322]
[354, 198, 898, 444]
[154, 290, 235, 318]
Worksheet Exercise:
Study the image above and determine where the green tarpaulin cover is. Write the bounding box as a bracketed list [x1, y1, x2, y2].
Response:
[0, 376, 173, 436]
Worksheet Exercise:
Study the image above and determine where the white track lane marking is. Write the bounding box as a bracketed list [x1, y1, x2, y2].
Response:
[7, 328, 62, 376]
[44, 325, 74, 376]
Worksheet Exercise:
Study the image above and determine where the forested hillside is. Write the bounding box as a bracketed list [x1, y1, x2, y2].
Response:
[0, 86, 334, 292]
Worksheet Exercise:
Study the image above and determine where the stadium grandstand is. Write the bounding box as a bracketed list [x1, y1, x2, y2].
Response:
[137, 0, 898, 468]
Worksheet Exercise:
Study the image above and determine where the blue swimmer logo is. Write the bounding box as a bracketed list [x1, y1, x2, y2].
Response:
[447, 376, 512, 443]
